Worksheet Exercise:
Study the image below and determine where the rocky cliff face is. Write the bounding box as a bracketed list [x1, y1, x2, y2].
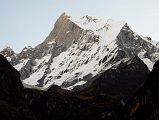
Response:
[32, 13, 83, 59]
[1, 13, 159, 91]
[0, 46, 18, 65]
[0, 54, 36, 120]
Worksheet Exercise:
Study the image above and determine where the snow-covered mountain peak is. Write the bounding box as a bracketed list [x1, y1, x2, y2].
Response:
[0, 46, 17, 63]
[22, 14, 129, 89]
[60, 12, 71, 18]
[0, 46, 15, 57]
[1, 46, 13, 52]
[2, 13, 159, 91]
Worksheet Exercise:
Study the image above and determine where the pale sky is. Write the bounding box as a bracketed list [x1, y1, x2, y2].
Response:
[0, 0, 159, 52]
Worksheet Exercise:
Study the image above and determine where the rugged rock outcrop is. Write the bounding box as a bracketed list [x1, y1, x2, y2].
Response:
[0, 46, 18, 65]
[32, 12, 83, 59]
[0, 54, 36, 120]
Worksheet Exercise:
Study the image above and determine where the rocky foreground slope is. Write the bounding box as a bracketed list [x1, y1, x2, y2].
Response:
[1, 13, 159, 91]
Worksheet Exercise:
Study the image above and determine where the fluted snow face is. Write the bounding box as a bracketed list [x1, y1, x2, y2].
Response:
[22, 14, 127, 89]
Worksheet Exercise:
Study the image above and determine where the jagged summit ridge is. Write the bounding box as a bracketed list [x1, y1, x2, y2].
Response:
[1, 13, 159, 90]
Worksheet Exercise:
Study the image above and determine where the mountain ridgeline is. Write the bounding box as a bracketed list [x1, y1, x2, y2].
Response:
[1, 13, 159, 91]
[1, 13, 159, 120]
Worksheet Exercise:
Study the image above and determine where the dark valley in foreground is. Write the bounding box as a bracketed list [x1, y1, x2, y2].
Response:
[0, 13, 159, 120]
[1, 48, 159, 120]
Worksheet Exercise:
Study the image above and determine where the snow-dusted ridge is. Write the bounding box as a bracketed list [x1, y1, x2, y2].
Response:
[1, 13, 159, 90]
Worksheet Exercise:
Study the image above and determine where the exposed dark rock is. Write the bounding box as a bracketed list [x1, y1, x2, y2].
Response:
[117, 24, 157, 59]
[18, 46, 33, 59]
[0, 46, 18, 65]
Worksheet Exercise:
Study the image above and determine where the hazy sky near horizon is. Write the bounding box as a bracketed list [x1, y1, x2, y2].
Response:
[0, 0, 159, 52]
